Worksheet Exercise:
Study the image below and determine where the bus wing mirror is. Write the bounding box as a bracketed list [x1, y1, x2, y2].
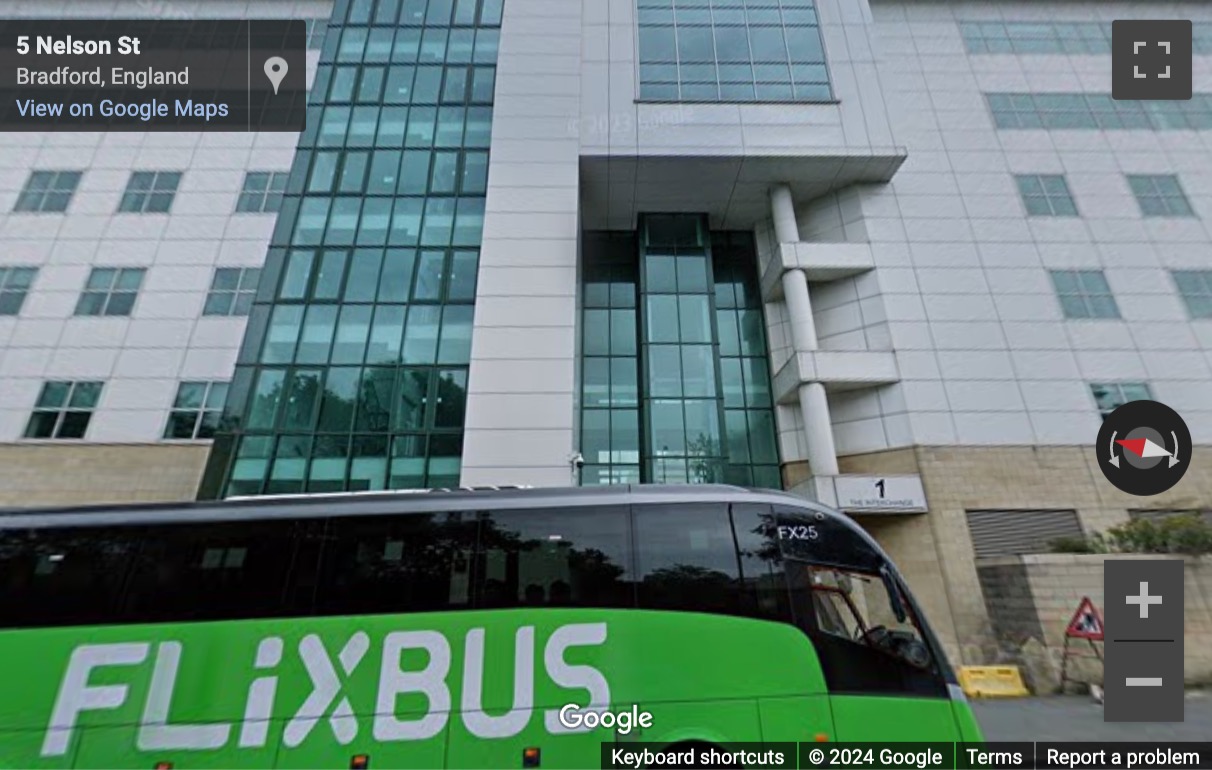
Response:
[881, 567, 907, 624]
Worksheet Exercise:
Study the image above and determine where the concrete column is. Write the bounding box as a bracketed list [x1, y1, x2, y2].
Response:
[770, 184, 800, 243]
[781, 268, 818, 353]
[772, 183, 838, 478]
[798, 382, 839, 476]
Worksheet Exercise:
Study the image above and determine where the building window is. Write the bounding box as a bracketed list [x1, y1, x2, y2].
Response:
[75, 267, 146, 317]
[713, 231, 782, 489]
[960, 21, 1110, 54]
[1127, 175, 1195, 218]
[203, 267, 262, 316]
[586, 216, 784, 490]
[961, 21, 1212, 56]
[203, 0, 503, 500]
[236, 172, 289, 213]
[165, 381, 230, 440]
[1173, 270, 1212, 318]
[200, 546, 249, 569]
[1016, 174, 1078, 217]
[1090, 382, 1152, 418]
[0, 266, 37, 315]
[1050, 269, 1120, 319]
[305, 19, 327, 50]
[636, 0, 832, 103]
[24, 381, 104, 439]
[580, 233, 642, 486]
[986, 93, 1212, 130]
[118, 171, 182, 213]
[640, 216, 726, 486]
[13, 171, 82, 213]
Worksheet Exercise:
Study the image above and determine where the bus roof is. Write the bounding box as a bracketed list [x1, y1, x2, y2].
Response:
[0, 484, 839, 530]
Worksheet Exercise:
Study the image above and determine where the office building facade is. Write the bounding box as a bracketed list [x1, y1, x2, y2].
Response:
[2, 0, 1211, 661]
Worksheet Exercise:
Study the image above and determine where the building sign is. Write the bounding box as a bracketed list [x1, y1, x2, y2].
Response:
[833, 475, 927, 514]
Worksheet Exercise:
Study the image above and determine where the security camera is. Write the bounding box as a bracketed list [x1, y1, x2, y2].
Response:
[570, 452, 585, 469]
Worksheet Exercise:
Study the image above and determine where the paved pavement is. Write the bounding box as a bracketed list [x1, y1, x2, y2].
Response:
[973, 693, 1212, 740]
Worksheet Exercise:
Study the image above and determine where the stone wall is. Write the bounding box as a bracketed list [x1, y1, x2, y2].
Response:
[825, 444, 1212, 668]
[0, 444, 209, 507]
[978, 554, 1212, 689]
[838, 448, 969, 662]
[976, 560, 1043, 647]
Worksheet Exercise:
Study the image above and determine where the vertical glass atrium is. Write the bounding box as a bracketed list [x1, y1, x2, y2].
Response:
[200, 0, 501, 498]
[580, 216, 781, 489]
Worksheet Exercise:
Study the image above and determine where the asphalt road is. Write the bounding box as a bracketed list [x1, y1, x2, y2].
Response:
[972, 693, 1212, 740]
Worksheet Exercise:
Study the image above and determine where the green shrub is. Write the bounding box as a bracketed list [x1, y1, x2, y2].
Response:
[1105, 517, 1167, 554]
[1048, 534, 1106, 554]
[1164, 514, 1212, 555]
[1050, 514, 1212, 556]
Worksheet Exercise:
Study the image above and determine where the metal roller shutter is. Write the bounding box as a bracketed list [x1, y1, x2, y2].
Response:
[965, 508, 1084, 560]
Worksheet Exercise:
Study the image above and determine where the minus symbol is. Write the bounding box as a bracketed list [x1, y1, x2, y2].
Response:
[1126, 677, 1163, 687]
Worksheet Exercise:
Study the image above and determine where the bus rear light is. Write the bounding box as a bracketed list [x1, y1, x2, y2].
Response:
[153, 763, 173, 770]
[815, 733, 829, 742]
[523, 747, 541, 767]
[350, 754, 370, 769]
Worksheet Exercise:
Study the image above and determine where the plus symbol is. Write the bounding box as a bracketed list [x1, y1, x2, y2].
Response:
[1126, 581, 1163, 619]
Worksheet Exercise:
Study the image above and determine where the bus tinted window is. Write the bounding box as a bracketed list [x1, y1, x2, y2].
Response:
[634, 503, 744, 615]
[312, 511, 478, 615]
[472, 506, 633, 609]
[122, 520, 309, 623]
[731, 503, 794, 624]
[771, 505, 883, 573]
[0, 526, 137, 628]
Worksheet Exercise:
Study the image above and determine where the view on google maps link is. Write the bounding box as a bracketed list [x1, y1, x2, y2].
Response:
[1, 1, 1212, 769]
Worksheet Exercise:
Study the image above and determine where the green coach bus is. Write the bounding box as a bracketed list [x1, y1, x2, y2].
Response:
[0, 484, 982, 769]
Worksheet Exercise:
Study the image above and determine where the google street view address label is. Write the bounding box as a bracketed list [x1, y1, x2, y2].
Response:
[0, 19, 306, 131]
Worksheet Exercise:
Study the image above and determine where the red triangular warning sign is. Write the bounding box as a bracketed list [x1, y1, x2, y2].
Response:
[1065, 596, 1104, 640]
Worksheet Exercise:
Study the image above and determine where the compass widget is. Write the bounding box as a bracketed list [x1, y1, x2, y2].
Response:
[1098, 400, 1191, 496]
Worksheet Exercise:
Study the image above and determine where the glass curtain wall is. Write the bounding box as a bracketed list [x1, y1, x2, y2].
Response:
[200, 0, 502, 498]
[636, 0, 832, 103]
[641, 215, 726, 484]
[712, 231, 781, 487]
[580, 233, 642, 485]
[579, 216, 781, 488]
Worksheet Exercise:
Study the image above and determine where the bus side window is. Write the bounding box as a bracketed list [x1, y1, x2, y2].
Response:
[634, 503, 744, 616]
[472, 506, 632, 609]
[312, 511, 479, 615]
[0, 526, 138, 629]
[121, 520, 306, 623]
[730, 504, 794, 625]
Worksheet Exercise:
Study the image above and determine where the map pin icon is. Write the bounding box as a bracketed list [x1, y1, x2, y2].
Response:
[264, 56, 288, 95]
